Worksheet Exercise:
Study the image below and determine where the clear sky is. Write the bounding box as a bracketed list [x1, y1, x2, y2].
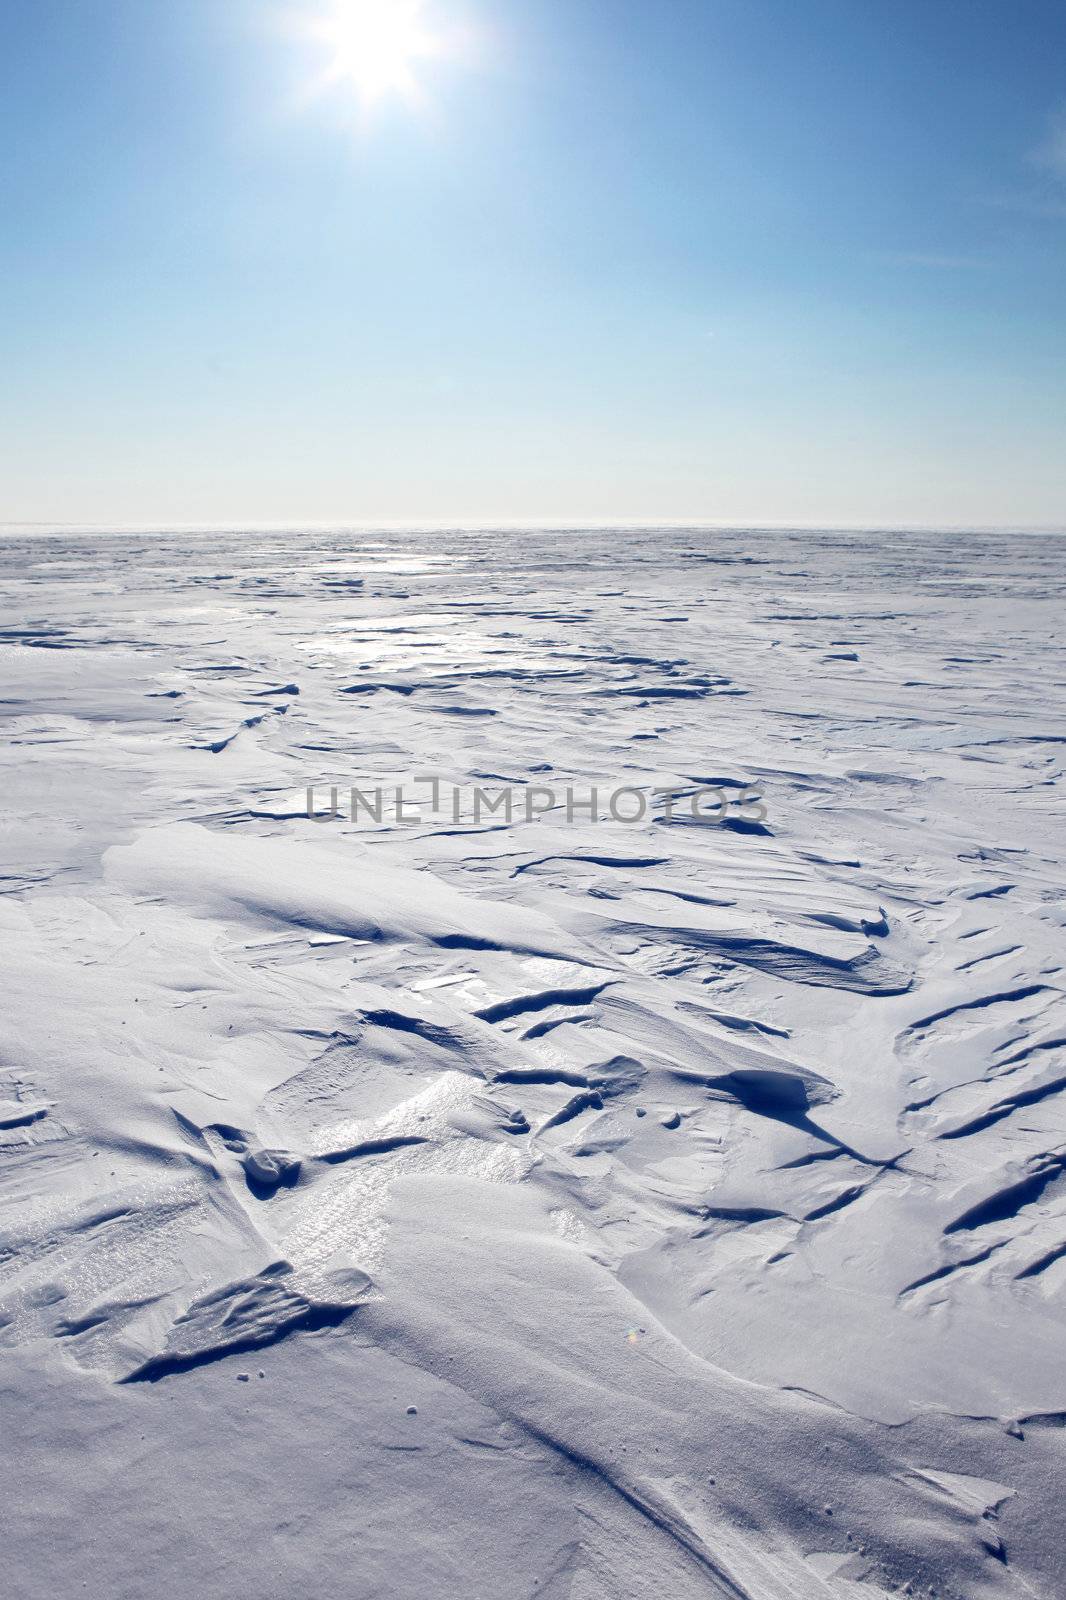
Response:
[2, 0, 1065, 526]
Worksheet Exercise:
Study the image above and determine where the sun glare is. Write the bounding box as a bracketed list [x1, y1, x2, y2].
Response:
[313, 0, 438, 104]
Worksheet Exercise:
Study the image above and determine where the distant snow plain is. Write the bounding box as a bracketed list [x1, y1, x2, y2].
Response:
[2, 525, 1065, 1599]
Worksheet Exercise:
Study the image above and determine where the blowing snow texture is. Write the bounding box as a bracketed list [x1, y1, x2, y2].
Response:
[2, 525, 1066, 1600]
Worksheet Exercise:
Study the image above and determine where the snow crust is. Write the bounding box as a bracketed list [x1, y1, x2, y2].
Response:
[2, 525, 1065, 1598]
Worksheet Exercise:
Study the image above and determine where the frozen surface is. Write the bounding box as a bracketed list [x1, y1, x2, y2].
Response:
[2, 525, 1065, 1598]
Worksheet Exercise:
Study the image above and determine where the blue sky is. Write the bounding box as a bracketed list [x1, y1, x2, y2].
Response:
[2, 0, 1065, 524]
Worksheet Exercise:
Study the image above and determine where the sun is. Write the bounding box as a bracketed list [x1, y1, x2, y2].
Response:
[311, 0, 438, 104]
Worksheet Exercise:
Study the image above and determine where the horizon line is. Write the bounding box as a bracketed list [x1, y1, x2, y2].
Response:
[3, 518, 1066, 537]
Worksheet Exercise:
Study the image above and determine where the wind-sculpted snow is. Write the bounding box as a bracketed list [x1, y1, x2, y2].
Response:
[2, 524, 1066, 1599]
